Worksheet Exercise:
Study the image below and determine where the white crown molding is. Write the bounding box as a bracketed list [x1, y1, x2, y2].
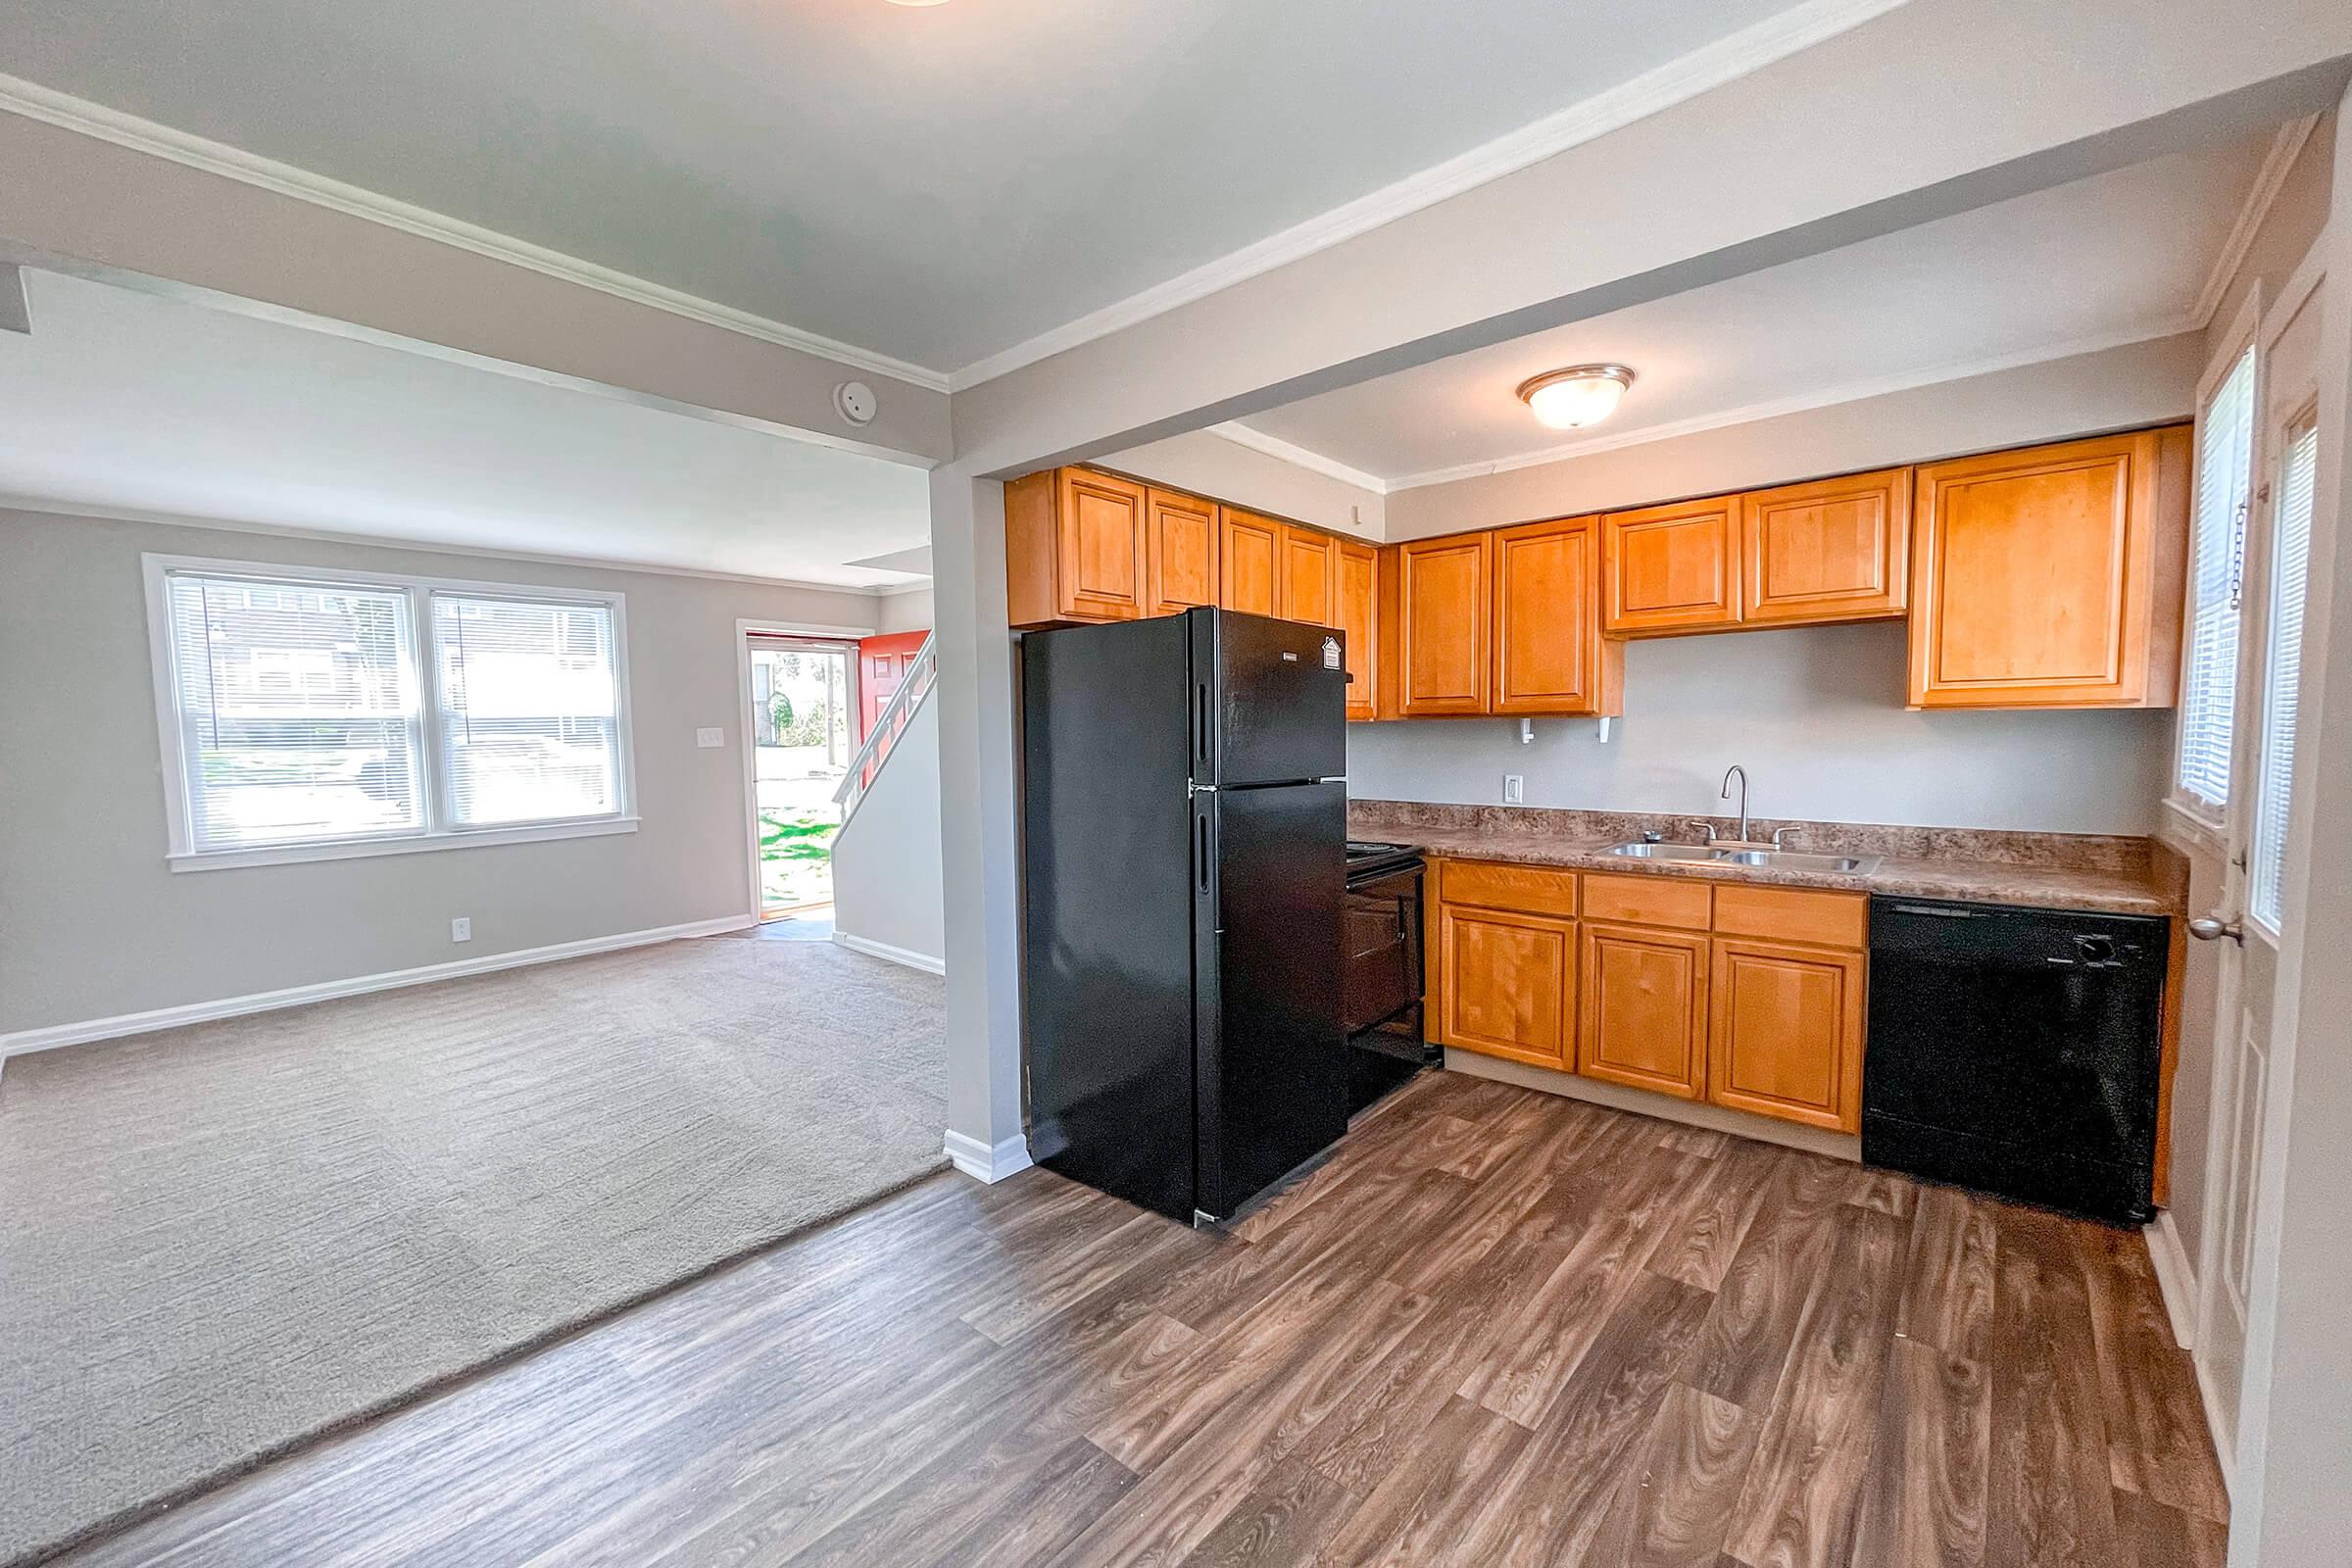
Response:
[2188, 115, 2320, 330]
[0, 71, 955, 394]
[0, 490, 919, 598]
[1360, 316, 2198, 492]
[1206, 422, 1393, 495]
[945, 0, 1917, 391]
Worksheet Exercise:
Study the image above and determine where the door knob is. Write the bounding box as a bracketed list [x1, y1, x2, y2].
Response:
[2188, 914, 2245, 944]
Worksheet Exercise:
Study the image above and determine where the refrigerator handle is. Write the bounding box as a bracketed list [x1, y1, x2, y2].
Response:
[1196, 683, 1210, 770]
[1197, 813, 1210, 896]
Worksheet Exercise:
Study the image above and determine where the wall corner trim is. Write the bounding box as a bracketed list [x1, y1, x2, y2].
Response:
[943, 1128, 1033, 1184]
[0, 913, 756, 1058]
[829, 931, 947, 974]
[2144, 1208, 2200, 1350]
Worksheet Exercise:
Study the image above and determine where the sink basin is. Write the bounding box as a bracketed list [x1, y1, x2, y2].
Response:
[1603, 842, 1722, 861]
[1602, 842, 1881, 875]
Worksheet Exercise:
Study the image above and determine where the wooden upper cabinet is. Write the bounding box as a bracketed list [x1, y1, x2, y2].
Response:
[1279, 525, 1339, 626]
[1908, 426, 2188, 708]
[1707, 936, 1865, 1133]
[1601, 496, 1740, 636]
[1336, 540, 1379, 722]
[1004, 467, 1150, 628]
[1392, 534, 1491, 715]
[1739, 467, 1911, 625]
[1145, 488, 1219, 616]
[1579, 922, 1708, 1100]
[1219, 508, 1283, 617]
[1440, 902, 1576, 1070]
[1492, 516, 1622, 716]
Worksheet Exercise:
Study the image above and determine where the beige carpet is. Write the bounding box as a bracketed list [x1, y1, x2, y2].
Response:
[0, 935, 946, 1566]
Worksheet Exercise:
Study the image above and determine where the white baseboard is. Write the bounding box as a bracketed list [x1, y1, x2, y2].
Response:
[2143, 1209, 2200, 1350]
[944, 1128, 1033, 1184]
[831, 931, 947, 975]
[0, 914, 756, 1058]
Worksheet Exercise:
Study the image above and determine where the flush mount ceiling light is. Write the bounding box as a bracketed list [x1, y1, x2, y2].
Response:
[1516, 364, 1636, 430]
[885, 0, 951, 6]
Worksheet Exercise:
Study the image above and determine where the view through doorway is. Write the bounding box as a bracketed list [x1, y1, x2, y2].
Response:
[747, 634, 856, 923]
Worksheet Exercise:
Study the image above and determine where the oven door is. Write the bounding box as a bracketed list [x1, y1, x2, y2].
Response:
[1342, 862, 1423, 1037]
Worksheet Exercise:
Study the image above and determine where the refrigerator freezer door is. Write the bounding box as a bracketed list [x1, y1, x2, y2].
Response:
[1191, 610, 1348, 788]
[1195, 778, 1348, 1219]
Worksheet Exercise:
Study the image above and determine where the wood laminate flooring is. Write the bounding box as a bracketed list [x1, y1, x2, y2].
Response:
[53, 1072, 2227, 1568]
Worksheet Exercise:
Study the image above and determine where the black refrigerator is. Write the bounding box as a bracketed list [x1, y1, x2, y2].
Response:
[1022, 608, 1348, 1225]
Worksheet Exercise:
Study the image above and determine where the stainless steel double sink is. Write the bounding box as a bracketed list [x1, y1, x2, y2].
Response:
[1604, 841, 1882, 875]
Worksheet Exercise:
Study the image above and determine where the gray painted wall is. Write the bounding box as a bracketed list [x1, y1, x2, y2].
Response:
[830, 693, 944, 967]
[0, 506, 891, 1035]
[1347, 619, 2172, 834]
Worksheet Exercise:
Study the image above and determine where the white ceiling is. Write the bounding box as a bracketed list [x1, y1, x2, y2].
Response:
[1236, 132, 2277, 486]
[0, 270, 934, 587]
[0, 0, 1823, 378]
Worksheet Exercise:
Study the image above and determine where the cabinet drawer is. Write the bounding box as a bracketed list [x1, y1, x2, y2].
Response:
[1438, 859, 1578, 918]
[1580, 872, 1711, 930]
[1711, 884, 1867, 948]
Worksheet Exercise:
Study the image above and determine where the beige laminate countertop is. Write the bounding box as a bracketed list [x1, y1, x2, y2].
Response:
[1351, 807, 2185, 918]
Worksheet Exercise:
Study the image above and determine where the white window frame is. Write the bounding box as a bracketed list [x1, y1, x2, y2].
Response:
[2248, 399, 2320, 941]
[145, 553, 638, 871]
[2168, 289, 2263, 845]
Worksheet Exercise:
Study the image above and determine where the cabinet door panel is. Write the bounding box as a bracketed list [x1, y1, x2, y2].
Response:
[1908, 427, 2186, 708]
[1440, 905, 1575, 1069]
[1578, 923, 1707, 1099]
[1740, 467, 1910, 625]
[1146, 488, 1219, 616]
[1602, 499, 1739, 636]
[1220, 509, 1282, 616]
[1708, 937, 1863, 1132]
[1059, 468, 1149, 621]
[1493, 515, 1620, 714]
[1280, 525, 1339, 625]
[1397, 535, 1491, 714]
[1337, 541, 1379, 721]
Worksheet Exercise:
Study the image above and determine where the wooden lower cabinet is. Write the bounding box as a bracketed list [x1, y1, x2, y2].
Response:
[1707, 936, 1865, 1133]
[1435, 861, 1867, 1134]
[1578, 922, 1708, 1100]
[1438, 903, 1576, 1070]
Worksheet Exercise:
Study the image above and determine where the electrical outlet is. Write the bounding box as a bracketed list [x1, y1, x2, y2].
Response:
[696, 727, 724, 749]
[451, 917, 471, 943]
[1502, 774, 1524, 805]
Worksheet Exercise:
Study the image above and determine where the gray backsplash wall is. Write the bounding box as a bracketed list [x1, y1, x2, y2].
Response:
[1345, 620, 2172, 836]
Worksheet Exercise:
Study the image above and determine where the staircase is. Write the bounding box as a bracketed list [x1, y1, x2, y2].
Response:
[827, 633, 943, 971]
[835, 632, 935, 825]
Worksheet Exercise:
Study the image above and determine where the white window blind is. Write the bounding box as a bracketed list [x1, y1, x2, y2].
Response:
[163, 572, 424, 852]
[2251, 417, 2318, 929]
[429, 594, 622, 827]
[2178, 349, 2255, 812]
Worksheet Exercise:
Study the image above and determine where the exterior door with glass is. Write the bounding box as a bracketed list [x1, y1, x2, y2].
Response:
[2187, 262, 2326, 1457]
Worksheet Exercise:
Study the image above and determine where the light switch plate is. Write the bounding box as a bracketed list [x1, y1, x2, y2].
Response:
[696, 727, 724, 749]
[1502, 774, 1525, 805]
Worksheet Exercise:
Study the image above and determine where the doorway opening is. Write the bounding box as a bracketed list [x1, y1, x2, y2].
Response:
[746, 632, 858, 927]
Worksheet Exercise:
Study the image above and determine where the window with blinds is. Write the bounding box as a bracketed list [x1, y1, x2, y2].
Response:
[163, 572, 425, 852]
[154, 561, 631, 861]
[2176, 348, 2255, 815]
[429, 595, 623, 827]
[2251, 416, 2318, 930]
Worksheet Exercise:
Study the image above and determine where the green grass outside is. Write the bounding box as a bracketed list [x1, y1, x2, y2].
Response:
[760, 808, 838, 911]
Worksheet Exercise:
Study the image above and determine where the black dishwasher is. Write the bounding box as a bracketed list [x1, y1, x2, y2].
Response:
[1864, 897, 2168, 1226]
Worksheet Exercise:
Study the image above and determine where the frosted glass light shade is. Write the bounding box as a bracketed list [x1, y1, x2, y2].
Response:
[1518, 365, 1635, 430]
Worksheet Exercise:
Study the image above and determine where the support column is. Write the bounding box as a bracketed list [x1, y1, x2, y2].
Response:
[926, 466, 1030, 1182]
[2230, 87, 2352, 1568]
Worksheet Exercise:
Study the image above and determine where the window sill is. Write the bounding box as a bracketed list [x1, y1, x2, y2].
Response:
[168, 816, 640, 872]
[2159, 797, 2228, 855]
